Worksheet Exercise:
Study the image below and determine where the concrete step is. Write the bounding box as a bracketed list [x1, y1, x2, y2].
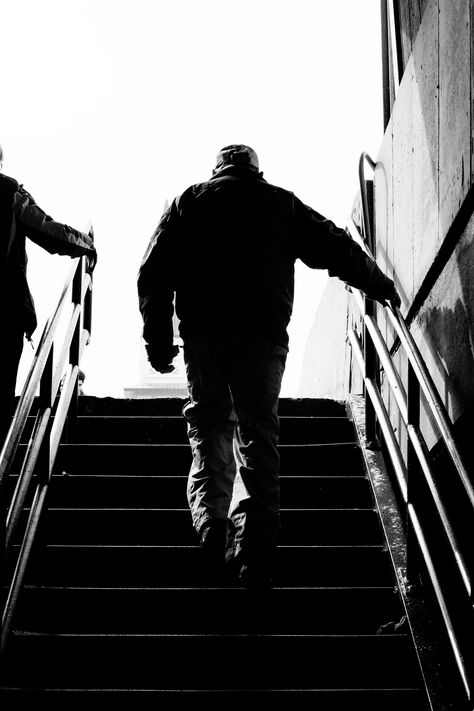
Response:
[0, 633, 422, 690]
[27, 508, 383, 546]
[7, 474, 373, 509]
[14, 585, 405, 635]
[75, 396, 348, 418]
[0, 688, 430, 708]
[13, 441, 364, 476]
[22, 414, 355, 445]
[19, 544, 395, 588]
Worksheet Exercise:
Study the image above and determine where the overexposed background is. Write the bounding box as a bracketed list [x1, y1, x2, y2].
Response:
[0, 0, 382, 397]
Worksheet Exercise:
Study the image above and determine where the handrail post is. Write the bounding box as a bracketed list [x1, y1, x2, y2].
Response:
[38, 346, 54, 487]
[83, 279, 92, 344]
[364, 300, 379, 447]
[358, 152, 379, 448]
[406, 361, 421, 590]
[66, 260, 83, 442]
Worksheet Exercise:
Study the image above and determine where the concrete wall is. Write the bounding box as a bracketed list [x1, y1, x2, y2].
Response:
[370, 0, 474, 449]
[297, 277, 351, 400]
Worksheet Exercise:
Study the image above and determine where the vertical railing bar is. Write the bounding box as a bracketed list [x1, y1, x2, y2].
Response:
[364, 300, 378, 447]
[408, 504, 471, 699]
[358, 152, 380, 449]
[52, 304, 81, 398]
[359, 152, 376, 250]
[67, 260, 83, 442]
[5, 409, 51, 551]
[83, 278, 93, 345]
[385, 305, 474, 510]
[348, 328, 408, 501]
[407, 425, 471, 596]
[38, 345, 54, 492]
[47, 327, 89, 507]
[1, 483, 48, 653]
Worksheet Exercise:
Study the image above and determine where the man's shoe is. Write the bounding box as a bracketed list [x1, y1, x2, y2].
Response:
[199, 518, 228, 581]
[236, 562, 273, 592]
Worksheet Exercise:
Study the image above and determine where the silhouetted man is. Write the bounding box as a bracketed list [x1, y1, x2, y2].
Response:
[137, 144, 400, 590]
[0, 143, 97, 448]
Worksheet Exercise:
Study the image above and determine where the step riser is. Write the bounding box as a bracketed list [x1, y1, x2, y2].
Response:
[25, 509, 382, 546]
[13, 443, 364, 476]
[1, 635, 421, 689]
[20, 546, 395, 587]
[15, 587, 405, 635]
[8, 475, 372, 509]
[22, 416, 356, 445]
[0, 689, 430, 708]
[75, 397, 348, 418]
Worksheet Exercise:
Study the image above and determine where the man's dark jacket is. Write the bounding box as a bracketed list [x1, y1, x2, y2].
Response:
[137, 165, 395, 358]
[1, 173, 96, 337]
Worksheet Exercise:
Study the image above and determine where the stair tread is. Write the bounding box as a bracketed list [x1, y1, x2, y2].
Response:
[0, 687, 430, 711]
[14, 584, 406, 635]
[26, 507, 384, 546]
[76, 396, 348, 417]
[19, 543, 396, 587]
[14, 440, 365, 476]
[23, 414, 356, 446]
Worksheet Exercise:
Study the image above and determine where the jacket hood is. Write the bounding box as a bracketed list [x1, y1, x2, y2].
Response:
[210, 164, 265, 181]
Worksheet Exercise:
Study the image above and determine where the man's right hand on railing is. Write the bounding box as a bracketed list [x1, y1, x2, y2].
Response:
[86, 226, 97, 274]
[86, 248, 98, 274]
[389, 293, 402, 310]
[385, 284, 401, 310]
[377, 279, 401, 310]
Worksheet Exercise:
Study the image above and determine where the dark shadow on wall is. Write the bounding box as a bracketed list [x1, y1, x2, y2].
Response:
[420, 299, 474, 411]
[418, 215, 474, 422]
[416, 215, 474, 487]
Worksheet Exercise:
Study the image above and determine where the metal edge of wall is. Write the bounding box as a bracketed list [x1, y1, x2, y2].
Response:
[347, 393, 469, 711]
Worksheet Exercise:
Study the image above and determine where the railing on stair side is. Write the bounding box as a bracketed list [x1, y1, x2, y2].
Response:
[347, 152, 473, 708]
[0, 255, 93, 653]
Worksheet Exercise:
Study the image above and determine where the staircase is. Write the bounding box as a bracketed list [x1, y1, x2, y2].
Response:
[0, 396, 430, 707]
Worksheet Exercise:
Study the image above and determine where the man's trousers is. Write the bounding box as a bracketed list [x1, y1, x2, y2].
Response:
[182, 338, 286, 580]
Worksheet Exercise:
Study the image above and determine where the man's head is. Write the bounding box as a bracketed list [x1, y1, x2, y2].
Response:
[213, 144, 260, 175]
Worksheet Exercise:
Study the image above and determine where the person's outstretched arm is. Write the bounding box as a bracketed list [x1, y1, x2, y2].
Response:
[13, 185, 97, 269]
[294, 197, 400, 307]
[137, 200, 180, 373]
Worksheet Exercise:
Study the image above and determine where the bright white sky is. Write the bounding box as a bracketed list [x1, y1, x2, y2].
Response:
[1, 0, 382, 397]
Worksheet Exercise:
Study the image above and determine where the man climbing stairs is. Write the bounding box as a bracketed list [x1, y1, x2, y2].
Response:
[0, 396, 430, 707]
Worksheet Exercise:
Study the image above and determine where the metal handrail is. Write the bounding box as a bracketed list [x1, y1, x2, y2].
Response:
[348, 152, 473, 700]
[347, 217, 474, 517]
[0, 255, 93, 652]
